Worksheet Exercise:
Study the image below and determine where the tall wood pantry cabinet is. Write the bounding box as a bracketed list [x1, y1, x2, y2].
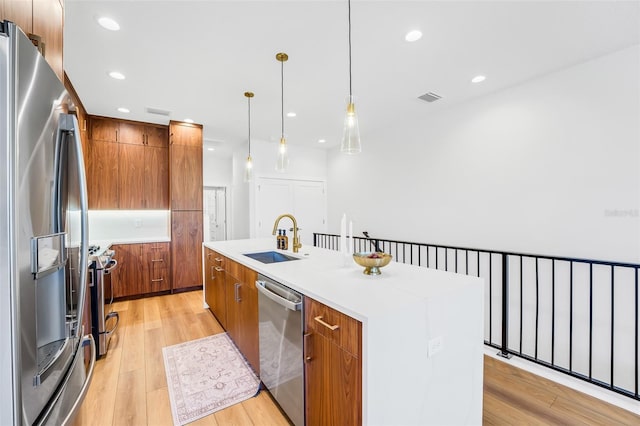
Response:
[169, 121, 203, 291]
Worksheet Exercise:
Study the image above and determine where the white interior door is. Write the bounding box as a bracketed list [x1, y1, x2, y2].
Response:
[292, 181, 325, 246]
[204, 186, 227, 242]
[256, 179, 293, 238]
[255, 177, 326, 246]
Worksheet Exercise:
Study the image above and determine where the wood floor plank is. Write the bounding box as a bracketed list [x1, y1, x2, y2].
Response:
[242, 392, 292, 426]
[143, 295, 163, 330]
[146, 387, 174, 426]
[113, 368, 147, 425]
[213, 400, 254, 425]
[144, 327, 167, 392]
[120, 321, 145, 373]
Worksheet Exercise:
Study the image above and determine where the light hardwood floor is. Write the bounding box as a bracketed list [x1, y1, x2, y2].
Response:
[73, 290, 640, 426]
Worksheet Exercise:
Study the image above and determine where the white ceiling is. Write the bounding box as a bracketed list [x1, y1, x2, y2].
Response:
[64, 1, 640, 155]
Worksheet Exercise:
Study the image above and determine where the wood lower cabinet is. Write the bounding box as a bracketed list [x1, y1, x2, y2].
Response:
[112, 242, 171, 298]
[204, 248, 227, 329]
[171, 211, 203, 290]
[111, 243, 144, 298]
[304, 297, 362, 426]
[224, 259, 259, 374]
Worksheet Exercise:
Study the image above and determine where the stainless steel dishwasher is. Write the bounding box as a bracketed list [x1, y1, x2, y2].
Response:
[256, 274, 304, 426]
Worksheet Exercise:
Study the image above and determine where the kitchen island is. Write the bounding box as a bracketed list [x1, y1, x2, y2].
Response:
[203, 238, 484, 425]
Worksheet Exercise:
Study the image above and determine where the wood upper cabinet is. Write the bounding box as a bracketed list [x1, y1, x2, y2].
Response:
[145, 145, 169, 208]
[90, 117, 118, 143]
[2, 0, 63, 81]
[169, 144, 202, 210]
[118, 143, 145, 209]
[88, 140, 119, 209]
[1, 1, 33, 35]
[88, 116, 169, 209]
[205, 249, 227, 329]
[171, 210, 203, 290]
[32, 0, 63, 81]
[169, 121, 203, 211]
[304, 297, 362, 426]
[224, 260, 259, 374]
[170, 121, 203, 147]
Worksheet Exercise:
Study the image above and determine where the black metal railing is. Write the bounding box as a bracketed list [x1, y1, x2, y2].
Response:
[313, 232, 640, 401]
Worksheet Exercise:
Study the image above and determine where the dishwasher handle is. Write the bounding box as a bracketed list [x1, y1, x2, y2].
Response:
[255, 280, 302, 311]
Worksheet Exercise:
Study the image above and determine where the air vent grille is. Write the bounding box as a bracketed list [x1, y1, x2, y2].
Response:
[146, 107, 171, 116]
[418, 92, 442, 103]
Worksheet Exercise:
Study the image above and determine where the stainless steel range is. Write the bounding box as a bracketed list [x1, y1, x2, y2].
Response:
[89, 246, 119, 357]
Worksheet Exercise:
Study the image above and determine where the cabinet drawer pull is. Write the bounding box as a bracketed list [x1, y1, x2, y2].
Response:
[214, 257, 223, 263]
[151, 278, 164, 282]
[314, 316, 339, 331]
[214, 267, 224, 272]
[151, 259, 164, 262]
[210, 265, 215, 279]
[234, 283, 241, 302]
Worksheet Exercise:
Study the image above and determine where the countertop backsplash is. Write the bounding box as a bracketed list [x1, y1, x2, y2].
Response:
[89, 210, 171, 243]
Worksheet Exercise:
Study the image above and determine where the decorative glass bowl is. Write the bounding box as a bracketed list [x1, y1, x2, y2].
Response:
[353, 252, 392, 275]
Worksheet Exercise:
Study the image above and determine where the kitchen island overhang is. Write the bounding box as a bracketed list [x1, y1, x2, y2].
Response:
[203, 238, 484, 425]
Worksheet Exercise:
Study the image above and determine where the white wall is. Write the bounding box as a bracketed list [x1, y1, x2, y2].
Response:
[230, 139, 328, 239]
[327, 45, 640, 263]
[88, 210, 170, 242]
[203, 151, 232, 187]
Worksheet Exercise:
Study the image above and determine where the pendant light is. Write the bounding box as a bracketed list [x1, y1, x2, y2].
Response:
[276, 52, 289, 172]
[341, 0, 361, 154]
[244, 91, 254, 182]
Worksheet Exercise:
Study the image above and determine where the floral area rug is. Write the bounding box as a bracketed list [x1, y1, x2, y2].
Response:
[162, 333, 260, 425]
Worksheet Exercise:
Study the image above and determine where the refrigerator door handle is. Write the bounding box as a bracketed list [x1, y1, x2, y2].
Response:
[57, 114, 89, 336]
[59, 334, 96, 426]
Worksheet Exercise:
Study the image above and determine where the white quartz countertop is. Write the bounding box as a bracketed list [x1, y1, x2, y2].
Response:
[204, 238, 483, 322]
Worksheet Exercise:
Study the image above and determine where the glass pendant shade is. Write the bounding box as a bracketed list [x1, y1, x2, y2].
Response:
[244, 155, 253, 182]
[341, 96, 361, 154]
[276, 137, 288, 172]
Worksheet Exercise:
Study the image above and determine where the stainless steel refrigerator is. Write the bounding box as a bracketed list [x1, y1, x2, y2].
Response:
[0, 21, 95, 425]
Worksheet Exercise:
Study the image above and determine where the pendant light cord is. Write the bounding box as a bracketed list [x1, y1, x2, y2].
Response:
[281, 59, 285, 137]
[247, 96, 251, 155]
[348, 0, 352, 98]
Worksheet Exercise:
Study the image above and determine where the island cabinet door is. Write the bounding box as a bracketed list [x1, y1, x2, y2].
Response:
[304, 297, 362, 426]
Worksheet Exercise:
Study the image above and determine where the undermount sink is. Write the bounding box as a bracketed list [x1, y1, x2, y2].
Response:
[243, 251, 301, 264]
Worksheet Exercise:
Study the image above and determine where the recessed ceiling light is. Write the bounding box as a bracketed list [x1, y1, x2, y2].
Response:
[108, 71, 125, 80]
[318, 139, 326, 144]
[97, 17, 120, 31]
[471, 75, 486, 83]
[207, 148, 214, 152]
[117, 107, 130, 113]
[184, 118, 194, 123]
[405, 30, 422, 42]
[287, 112, 296, 118]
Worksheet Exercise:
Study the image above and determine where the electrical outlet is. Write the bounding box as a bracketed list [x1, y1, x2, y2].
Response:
[428, 336, 444, 358]
[134, 219, 142, 228]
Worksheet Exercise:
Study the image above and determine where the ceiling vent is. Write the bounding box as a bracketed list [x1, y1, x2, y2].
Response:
[146, 107, 171, 116]
[418, 92, 442, 103]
